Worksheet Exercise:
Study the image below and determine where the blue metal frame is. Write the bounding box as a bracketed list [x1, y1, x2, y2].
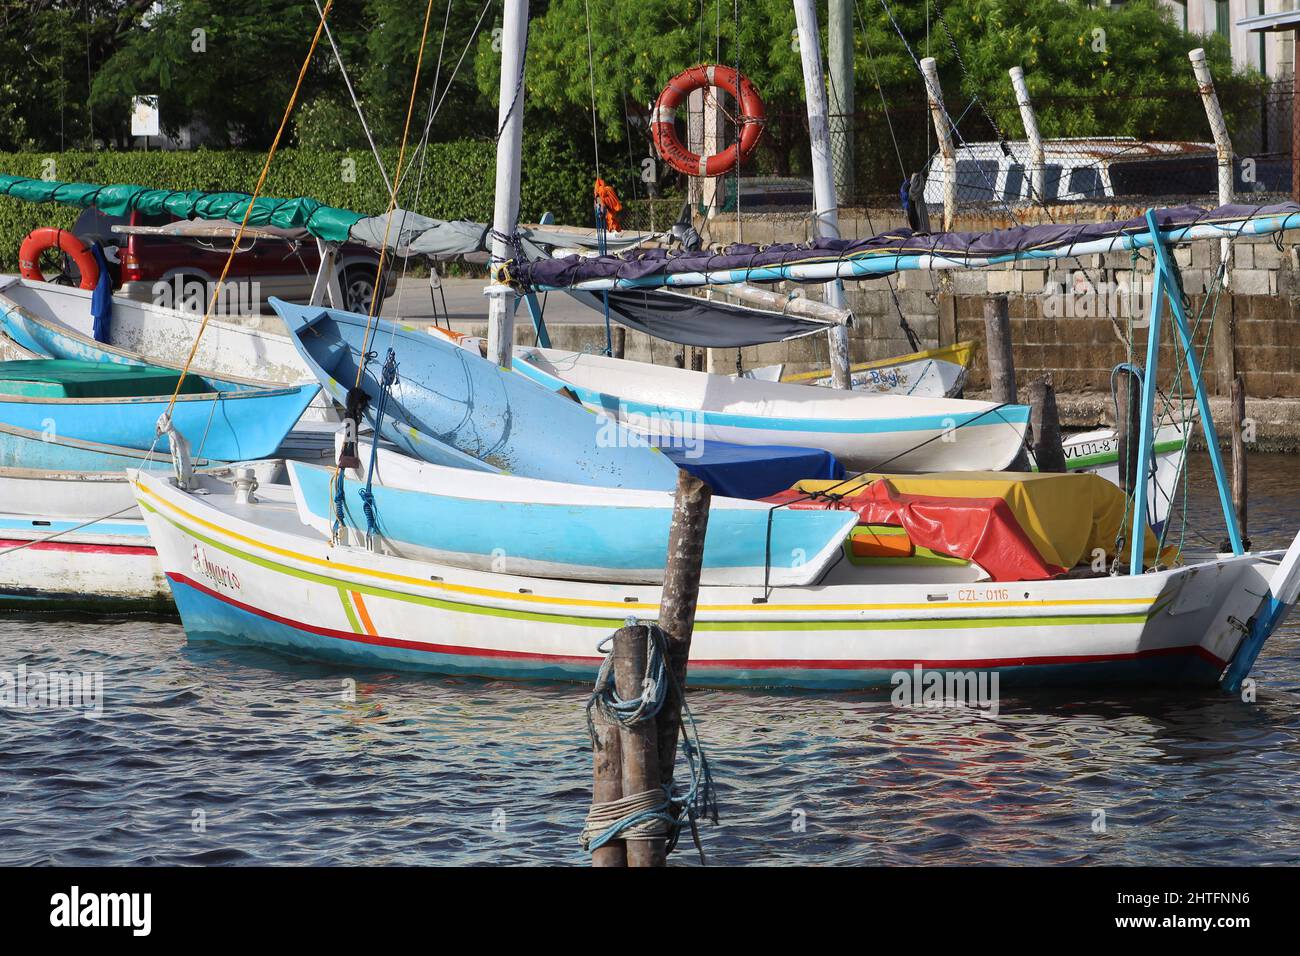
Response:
[523, 290, 552, 348]
[1130, 210, 1243, 575]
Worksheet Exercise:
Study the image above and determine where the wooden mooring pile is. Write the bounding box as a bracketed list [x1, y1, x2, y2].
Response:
[582, 470, 714, 867]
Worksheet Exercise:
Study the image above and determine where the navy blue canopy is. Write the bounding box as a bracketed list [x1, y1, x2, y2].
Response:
[658, 438, 844, 499]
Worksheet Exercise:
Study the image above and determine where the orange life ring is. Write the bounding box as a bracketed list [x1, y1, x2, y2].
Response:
[18, 227, 99, 290]
[651, 64, 766, 178]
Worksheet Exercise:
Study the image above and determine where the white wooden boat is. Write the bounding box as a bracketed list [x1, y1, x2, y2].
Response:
[132, 467, 1297, 690]
[0, 459, 285, 520]
[0, 512, 170, 612]
[0, 276, 337, 421]
[1062, 421, 1189, 532]
[509, 346, 1030, 472]
[781, 341, 974, 397]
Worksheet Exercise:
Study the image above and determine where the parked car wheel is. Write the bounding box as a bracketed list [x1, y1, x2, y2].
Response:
[342, 265, 379, 315]
[173, 273, 213, 314]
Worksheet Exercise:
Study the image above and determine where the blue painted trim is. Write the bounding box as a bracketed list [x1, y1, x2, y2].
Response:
[514, 359, 1031, 435]
[0, 515, 150, 538]
[1221, 596, 1288, 692]
[1129, 232, 1166, 576]
[1144, 210, 1242, 556]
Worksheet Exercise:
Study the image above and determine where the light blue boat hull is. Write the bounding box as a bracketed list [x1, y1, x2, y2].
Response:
[289, 458, 856, 585]
[0, 384, 320, 461]
[0, 422, 178, 471]
[272, 298, 680, 490]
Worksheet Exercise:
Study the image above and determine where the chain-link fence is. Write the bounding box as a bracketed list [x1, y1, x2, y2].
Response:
[615, 78, 1296, 238]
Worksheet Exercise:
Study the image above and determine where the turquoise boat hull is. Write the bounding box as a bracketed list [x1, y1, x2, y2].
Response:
[289, 458, 857, 586]
[0, 383, 319, 460]
[272, 298, 680, 490]
[0, 421, 178, 471]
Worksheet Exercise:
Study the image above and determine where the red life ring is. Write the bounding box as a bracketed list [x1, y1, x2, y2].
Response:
[651, 65, 766, 178]
[18, 227, 99, 290]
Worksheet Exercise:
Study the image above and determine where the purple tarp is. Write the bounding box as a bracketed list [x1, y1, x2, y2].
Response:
[515, 203, 1300, 290]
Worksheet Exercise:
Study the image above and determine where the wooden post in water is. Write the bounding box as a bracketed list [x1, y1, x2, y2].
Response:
[613, 624, 665, 867]
[611, 325, 626, 360]
[655, 470, 711, 804]
[1230, 372, 1249, 549]
[983, 294, 1016, 404]
[1027, 373, 1067, 473]
[1114, 368, 1142, 500]
[984, 294, 1029, 470]
[588, 694, 626, 867]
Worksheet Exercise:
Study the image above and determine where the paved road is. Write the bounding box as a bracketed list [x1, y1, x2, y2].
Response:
[379, 277, 604, 327]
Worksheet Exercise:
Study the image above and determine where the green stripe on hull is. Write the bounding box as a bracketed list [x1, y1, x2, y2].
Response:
[337, 587, 362, 634]
[145, 501, 1161, 635]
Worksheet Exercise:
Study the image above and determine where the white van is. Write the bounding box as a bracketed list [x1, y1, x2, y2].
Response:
[922, 138, 1221, 205]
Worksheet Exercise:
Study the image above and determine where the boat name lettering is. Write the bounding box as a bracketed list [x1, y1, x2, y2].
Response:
[192, 545, 241, 592]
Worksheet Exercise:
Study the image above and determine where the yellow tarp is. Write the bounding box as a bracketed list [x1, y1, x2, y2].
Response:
[792, 471, 1173, 571]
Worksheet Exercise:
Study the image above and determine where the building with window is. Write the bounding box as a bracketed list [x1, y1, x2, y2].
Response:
[1158, 1, 1295, 78]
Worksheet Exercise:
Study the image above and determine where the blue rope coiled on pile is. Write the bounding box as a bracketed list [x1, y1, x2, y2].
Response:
[581, 617, 718, 862]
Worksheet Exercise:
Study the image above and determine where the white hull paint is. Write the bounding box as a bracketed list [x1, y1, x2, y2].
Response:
[0, 459, 287, 520]
[0, 277, 337, 421]
[0, 514, 169, 611]
[135, 470, 1279, 690]
[511, 347, 1029, 473]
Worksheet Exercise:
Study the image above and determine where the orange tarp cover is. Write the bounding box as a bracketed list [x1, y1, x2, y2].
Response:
[765, 471, 1171, 582]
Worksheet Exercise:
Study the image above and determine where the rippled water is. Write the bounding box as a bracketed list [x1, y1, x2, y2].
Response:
[2, 452, 1299, 866]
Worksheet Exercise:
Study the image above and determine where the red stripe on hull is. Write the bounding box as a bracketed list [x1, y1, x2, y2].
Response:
[0, 537, 155, 556]
[169, 572, 1224, 672]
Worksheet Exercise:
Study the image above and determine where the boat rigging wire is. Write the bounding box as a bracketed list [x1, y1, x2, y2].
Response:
[876, 0, 1020, 227]
[160, 0, 336, 419]
[353, 0, 441, 383]
[312, 0, 394, 195]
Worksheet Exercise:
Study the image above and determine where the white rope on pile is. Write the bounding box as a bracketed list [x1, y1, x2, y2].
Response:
[580, 789, 674, 849]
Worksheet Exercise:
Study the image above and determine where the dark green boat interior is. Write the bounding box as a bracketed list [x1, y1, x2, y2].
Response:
[0, 359, 214, 399]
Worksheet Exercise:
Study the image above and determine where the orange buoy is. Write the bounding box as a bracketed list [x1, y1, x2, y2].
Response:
[18, 227, 99, 290]
[651, 64, 766, 178]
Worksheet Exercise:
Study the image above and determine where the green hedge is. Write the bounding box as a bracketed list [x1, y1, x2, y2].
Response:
[0, 132, 593, 271]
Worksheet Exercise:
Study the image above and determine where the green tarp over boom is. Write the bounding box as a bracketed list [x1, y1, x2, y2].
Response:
[0, 174, 364, 244]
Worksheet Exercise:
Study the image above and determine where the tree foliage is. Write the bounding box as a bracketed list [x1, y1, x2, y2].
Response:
[0, 0, 1268, 200]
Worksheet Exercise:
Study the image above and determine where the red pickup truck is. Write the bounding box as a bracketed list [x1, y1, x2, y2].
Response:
[71, 207, 396, 314]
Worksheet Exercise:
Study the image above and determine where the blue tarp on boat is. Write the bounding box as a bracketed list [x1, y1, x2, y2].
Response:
[659, 439, 844, 499]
